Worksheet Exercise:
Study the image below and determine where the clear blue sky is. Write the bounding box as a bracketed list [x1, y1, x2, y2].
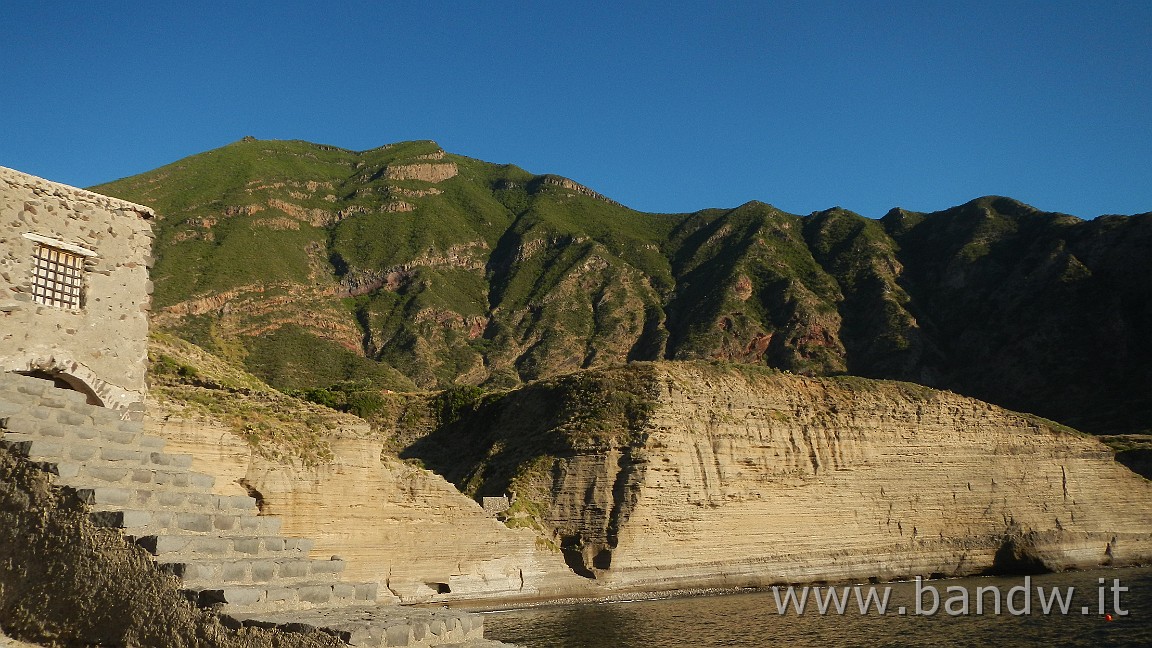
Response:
[2, 1, 1149, 219]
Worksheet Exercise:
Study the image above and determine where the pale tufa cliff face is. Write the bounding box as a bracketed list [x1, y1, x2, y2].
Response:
[600, 365, 1152, 589]
[143, 415, 592, 604]
[401, 362, 1152, 592]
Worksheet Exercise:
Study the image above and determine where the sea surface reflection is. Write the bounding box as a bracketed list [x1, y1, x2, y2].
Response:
[482, 567, 1152, 647]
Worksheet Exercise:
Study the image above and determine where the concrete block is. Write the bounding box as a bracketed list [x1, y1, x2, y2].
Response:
[101, 429, 137, 444]
[310, 558, 345, 575]
[283, 538, 314, 553]
[38, 423, 69, 438]
[214, 514, 239, 531]
[332, 583, 355, 603]
[297, 585, 332, 605]
[250, 561, 276, 582]
[219, 495, 257, 511]
[190, 536, 231, 555]
[138, 435, 166, 449]
[225, 586, 266, 606]
[130, 468, 156, 485]
[355, 582, 378, 602]
[56, 411, 90, 426]
[223, 562, 250, 582]
[16, 382, 47, 397]
[50, 461, 80, 478]
[29, 407, 54, 421]
[190, 472, 215, 489]
[90, 509, 152, 528]
[384, 624, 411, 647]
[233, 538, 263, 555]
[164, 562, 217, 582]
[89, 408, 122, 425]
[177, 513, 214, 533]
[86, 465, 131, 482]
[67, 444, 98, 461]
[100, 446, 144, 463]
[279, 561, 308, 579]
[72, 425, 99, 441]
[151, 510, 176, 528]
[77, 487, 132, 506]
[184, 492, 215, 508]
[238, 516, 281, 534]
[1, 416, 40, 434]
[39, 396, 69, 409]
[157, 491, 189, 507]
[200, 586, 264, 607]
[138, 535, 192, 555]
[264, 586, 295, 603]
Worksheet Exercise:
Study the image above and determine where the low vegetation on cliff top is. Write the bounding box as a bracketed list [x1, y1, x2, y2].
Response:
[147, 332, 374, 466]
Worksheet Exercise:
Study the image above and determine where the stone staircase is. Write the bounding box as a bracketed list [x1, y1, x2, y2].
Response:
[0, 372, 511, 647]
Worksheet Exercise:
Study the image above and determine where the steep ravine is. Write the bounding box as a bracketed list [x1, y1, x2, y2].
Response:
[95, 139, 1152, 436]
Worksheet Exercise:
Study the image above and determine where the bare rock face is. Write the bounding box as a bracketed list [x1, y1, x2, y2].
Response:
[142, 354, 1152, 605]
[384, 163, 459, 183]
[403, 363, 1152, 594]
[581, 366, 1152, 589]
[144, 416, 591, 604]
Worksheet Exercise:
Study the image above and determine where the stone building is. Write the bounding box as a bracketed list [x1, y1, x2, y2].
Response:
[0, 166, 155, 417]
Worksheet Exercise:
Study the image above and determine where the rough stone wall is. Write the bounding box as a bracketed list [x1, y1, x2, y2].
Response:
[0, 166, 154, 416]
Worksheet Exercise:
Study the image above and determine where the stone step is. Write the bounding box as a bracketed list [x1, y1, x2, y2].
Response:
[1, 413, 163, 450]
[1, 434, 191, 469]
[0, 382, 88, 407]
[160, 556, 346, 586]
[90, 508, 282, 537]
[224, 606, 490, 647]
[192, 580, 378, 614]
[0, 399, 29, 418]
[70, 485, 255, 514]
[3, 375, 515, 646]
[45, 461, 215, 491]
[134, 533, 313, 561]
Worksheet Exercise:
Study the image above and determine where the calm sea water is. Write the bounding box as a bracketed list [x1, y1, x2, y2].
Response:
[482, 567, 1152, 648]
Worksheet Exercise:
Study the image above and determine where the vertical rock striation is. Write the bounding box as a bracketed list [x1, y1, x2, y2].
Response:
[598, 365, 1152, 590]
[405, 363, 1152, 593]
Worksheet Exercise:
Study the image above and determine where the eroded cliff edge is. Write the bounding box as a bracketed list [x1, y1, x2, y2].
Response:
[402, 362, 1152, 593]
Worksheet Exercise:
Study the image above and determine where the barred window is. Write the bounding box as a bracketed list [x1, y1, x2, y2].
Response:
[31, 244, 86, 309]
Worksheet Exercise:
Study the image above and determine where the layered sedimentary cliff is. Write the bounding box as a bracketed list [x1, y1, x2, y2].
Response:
[404, 363, 1152, 593]
[144, 330, 1152, 602]
[144, 416, 591, 604]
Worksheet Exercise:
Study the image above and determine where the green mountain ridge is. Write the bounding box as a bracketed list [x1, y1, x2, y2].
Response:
[94, 138, 1152, 435]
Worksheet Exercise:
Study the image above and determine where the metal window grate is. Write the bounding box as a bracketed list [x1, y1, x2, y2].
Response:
[31, 244, 85, 309]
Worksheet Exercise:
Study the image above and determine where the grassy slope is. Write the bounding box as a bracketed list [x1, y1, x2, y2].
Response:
[97, 140, 1152, 435]
[148, 332, 374, 466]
